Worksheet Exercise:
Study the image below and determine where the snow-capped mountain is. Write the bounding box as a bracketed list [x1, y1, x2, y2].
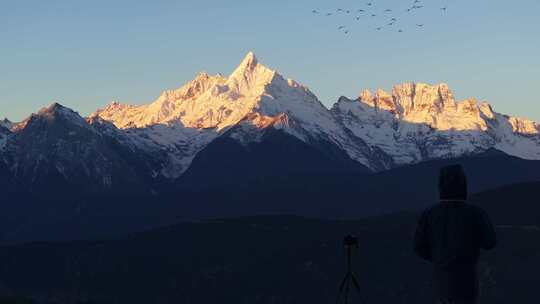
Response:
[2, 52, 540, 194]
[94, 52, 385, 177]
[93, 52, 540, 176]
[1, 103, 165, 194]
[332, 83, 540, 166]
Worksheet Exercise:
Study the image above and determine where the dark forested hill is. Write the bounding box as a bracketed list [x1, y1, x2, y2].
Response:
[0, 182, 538, 303]
[2, 152, 540, 243]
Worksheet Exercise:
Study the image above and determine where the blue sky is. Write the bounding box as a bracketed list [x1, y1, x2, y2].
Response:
[1, 0, 539, 122]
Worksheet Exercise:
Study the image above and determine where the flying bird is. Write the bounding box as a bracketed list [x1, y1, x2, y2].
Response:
[441, 7, 447, 11]
[338, 25, 346, 30]
[312, 10, 319, 14]
[391, 18, 397, 21]
[344, 30, 349, 34]
[346, 10, 350, 14]
[358, 9, 365, 12]
[387, 22, 395, 26]
[414, 0, 421, 3]
[416, 24, 424, 27]
[384, 9, 392, 12]
[398, 29, 403, 32]
[376, 27, 382, 30]
[366, 2, 372, 6]
[337, 8, 343, 12]
[356, 16, 361, 20]
[326, 13, 332, 16]
[371, 14, 377, 17]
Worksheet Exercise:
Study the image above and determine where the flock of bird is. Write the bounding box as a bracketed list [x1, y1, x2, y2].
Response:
[311, 0, 448, 35]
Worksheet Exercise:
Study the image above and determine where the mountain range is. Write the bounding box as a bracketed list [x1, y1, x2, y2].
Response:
[2, 52, 539, 191]
[1, 52, 540, 241]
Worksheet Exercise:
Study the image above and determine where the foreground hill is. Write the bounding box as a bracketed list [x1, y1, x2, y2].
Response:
[474, 182, 540, 226]
[2, 152, 540, 243]
[0, 182, 538, 304]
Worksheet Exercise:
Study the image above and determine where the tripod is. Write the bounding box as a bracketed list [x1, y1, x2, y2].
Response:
[336, 235, 362, 304]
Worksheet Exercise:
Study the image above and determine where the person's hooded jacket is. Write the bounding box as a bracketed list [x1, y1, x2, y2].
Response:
[414, 165, 497, 302]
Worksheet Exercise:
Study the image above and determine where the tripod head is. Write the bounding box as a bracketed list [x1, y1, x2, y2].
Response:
[343, 234, 359, 248]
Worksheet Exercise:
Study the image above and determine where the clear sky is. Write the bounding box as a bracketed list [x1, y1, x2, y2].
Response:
[1, 0, 539, 122]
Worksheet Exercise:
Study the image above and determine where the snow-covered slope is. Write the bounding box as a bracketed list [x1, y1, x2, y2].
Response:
[95, 52, 292, 130]
[332, 83, 540, 165]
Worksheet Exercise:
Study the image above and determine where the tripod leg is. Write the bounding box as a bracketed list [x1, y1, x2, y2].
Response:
[338, 273, 350, 292]
[351, 273, 361, 293]
[336, 273, 350, 304]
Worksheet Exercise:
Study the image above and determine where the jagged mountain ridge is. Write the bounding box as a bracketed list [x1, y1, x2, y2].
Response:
[332, 83, 540, 165]
[2, 52, 540, 190]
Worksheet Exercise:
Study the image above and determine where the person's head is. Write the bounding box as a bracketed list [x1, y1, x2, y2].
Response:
[439, 164, 467, 201]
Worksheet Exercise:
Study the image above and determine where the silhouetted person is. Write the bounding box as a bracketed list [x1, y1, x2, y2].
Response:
[414, 165, 497, 304]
